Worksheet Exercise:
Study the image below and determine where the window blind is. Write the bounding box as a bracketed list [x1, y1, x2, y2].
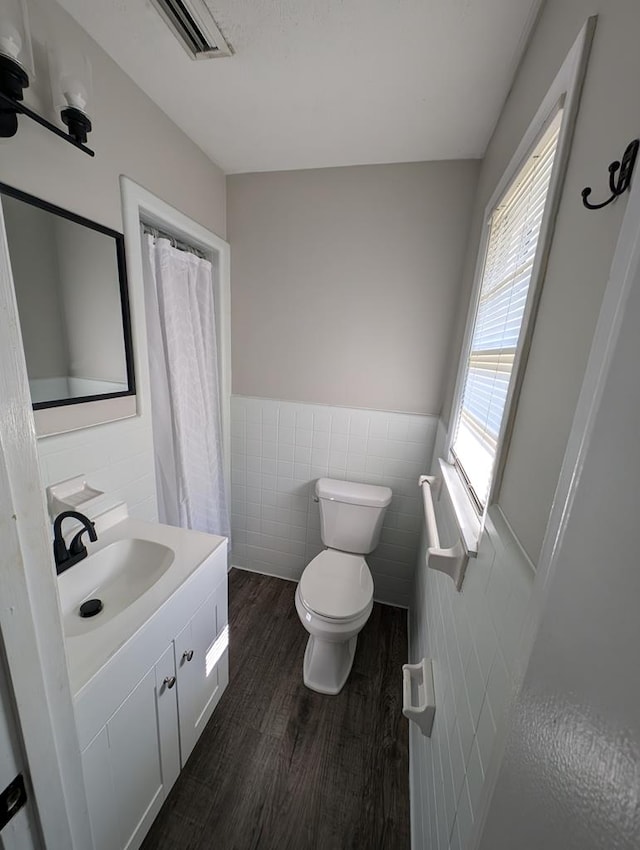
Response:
[451, 111, 563, 510]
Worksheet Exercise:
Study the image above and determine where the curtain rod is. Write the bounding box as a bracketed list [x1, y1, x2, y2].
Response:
[142, 223, 208, 259]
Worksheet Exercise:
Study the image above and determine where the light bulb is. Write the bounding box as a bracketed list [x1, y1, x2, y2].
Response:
[62, 76, 88, 112]
[0, 21, 22, 61]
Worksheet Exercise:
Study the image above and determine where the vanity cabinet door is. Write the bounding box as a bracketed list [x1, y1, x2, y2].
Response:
[154, 643, 180, 794]
[82, 666, 167, 850]
[104, 667, 165, 850]
[82, 727, 118, 850]
[175, 579, 229, 764]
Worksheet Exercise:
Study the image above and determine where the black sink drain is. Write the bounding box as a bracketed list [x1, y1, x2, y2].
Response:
[79, 598, 103, 618]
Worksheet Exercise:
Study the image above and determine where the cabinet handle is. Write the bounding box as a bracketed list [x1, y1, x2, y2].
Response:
[163, 675, 176, 689]
[182, 649, 194, 662]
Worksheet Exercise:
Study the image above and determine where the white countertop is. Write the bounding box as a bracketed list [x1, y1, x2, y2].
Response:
[59, 514, 226, 696]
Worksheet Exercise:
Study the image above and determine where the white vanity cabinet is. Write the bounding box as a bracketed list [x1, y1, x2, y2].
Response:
[73, 541, 228, 850]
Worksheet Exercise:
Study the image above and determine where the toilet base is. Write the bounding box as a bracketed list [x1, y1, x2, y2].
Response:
[303, 634, 358, 695]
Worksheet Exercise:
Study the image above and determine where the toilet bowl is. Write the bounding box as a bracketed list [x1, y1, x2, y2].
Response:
[295, 550, 374, 694]
[295, 478, 392, 695]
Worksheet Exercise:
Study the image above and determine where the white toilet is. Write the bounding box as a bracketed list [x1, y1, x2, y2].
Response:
[295, 477, 392, 695]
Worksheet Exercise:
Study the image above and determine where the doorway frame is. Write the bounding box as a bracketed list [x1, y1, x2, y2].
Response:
[120, 177, 232, 521]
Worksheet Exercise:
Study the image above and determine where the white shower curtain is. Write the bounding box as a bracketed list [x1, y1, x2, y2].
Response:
[142, 234, 229, 538]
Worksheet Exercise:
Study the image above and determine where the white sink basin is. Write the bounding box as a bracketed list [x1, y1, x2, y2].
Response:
[59, 538, 175, 636]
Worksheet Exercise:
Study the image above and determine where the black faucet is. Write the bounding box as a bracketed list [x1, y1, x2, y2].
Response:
[53, 511, 98, 575]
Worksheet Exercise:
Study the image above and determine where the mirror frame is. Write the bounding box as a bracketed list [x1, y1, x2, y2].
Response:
[0, 181, 136, 411]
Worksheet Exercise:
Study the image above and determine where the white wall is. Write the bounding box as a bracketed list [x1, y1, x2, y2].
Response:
[227, 161, 477, 605]
[409, 3, 640, 849]
[409, 424, 535, 850]
[231, 396, 437, 607]
[478, 145, 640, 850]
[0, 0, 226, 521]
[228, 161, 478, 415]
[442, 0, 640, 563]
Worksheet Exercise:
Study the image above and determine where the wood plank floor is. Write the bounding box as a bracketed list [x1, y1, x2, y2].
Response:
[141, 568, 410, 850]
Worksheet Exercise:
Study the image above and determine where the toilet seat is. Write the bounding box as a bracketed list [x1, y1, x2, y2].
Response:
[299, 550, 373, 621]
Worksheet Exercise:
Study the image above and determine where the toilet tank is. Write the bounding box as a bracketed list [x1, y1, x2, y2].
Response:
[316, 478, 392, 555]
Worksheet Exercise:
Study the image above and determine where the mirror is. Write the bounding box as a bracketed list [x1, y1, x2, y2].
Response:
[0, 183, 135, 417]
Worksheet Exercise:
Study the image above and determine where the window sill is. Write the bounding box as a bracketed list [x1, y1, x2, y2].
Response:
[438, 458, 481, 557]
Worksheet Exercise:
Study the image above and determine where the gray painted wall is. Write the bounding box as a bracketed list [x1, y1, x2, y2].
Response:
[441, 0, 640, 563]
[479, 179, 640, 850]
[228, 161, 479, 415]
[0, 0, 225, 239]
[0, 0, 225, 522]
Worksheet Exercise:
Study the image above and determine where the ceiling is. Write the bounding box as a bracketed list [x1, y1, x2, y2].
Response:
[57, 0, 542, 174]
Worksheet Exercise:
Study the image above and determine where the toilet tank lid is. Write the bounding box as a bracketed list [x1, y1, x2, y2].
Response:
[315, 477, 392, 508]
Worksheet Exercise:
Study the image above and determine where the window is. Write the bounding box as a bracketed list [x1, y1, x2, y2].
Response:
[450, 109, 563, 512]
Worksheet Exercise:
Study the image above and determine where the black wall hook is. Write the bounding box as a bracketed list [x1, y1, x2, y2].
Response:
[582, 139, 639, 210]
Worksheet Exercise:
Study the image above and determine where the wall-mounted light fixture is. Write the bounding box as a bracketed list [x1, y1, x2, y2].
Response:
[0, 0, 33, 134]
[0, 0, 94, 156]
[49, 47, 93, 146]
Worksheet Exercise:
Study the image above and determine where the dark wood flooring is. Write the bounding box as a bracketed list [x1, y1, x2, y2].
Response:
[141, 568, 409, 850]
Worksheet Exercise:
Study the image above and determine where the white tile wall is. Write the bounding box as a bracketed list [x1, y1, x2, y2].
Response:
[409, 421, 535, 850]
[230, 395, 438, 607]
[37, 414, 157, 522]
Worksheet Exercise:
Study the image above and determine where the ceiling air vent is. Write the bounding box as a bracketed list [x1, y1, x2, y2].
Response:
[150, 0, 232, 59]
